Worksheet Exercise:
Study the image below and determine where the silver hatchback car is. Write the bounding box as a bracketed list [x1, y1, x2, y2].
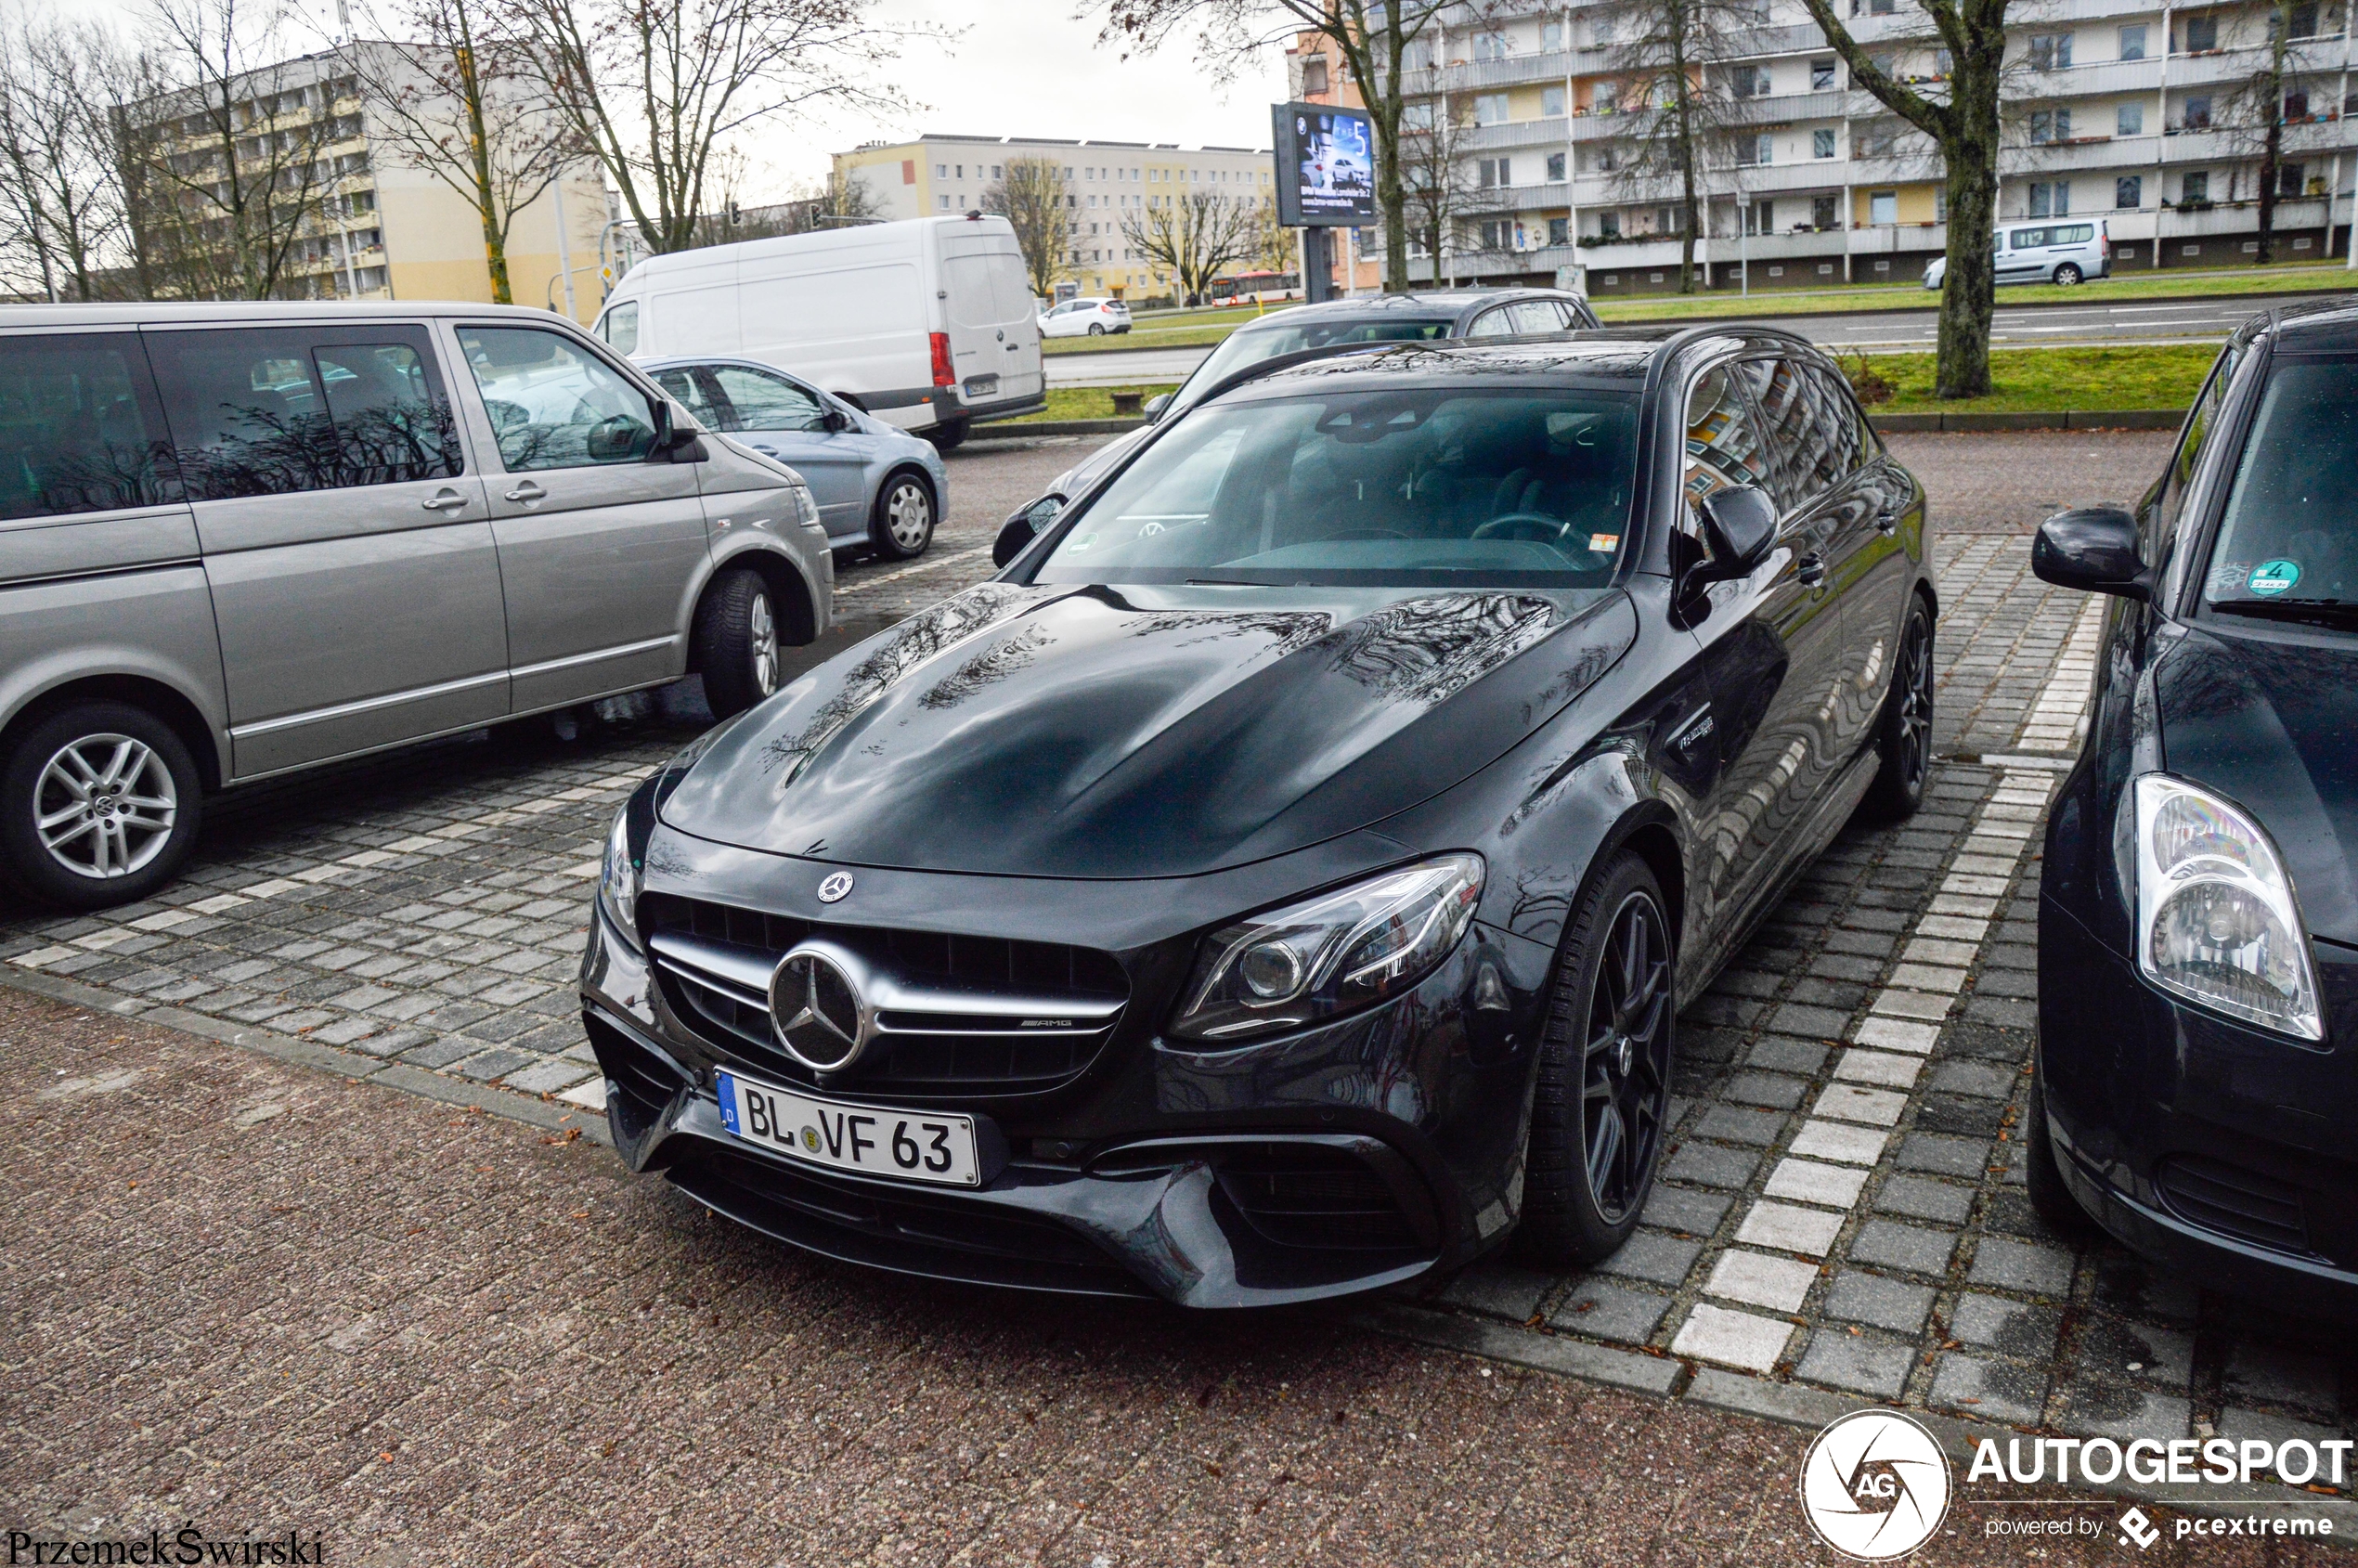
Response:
[0, 303, 834, 912]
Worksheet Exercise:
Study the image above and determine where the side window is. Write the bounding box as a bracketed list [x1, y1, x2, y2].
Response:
[652, 367, 727, 430]
[0, 333, 175, 519]
[148, 326, 460, 500]
[2151, 342, 2241, 559]
[1802, 362, 1869, 479]
[1509, 300, 1572, 334]
[599, 301, 639, 356]
[1682, 364, 1773, 532]
[456, 326, 658, 471]
[1465, 307, 1518, 339]
[1734, 357, 1845, 512]
[707, 365, 826, 433]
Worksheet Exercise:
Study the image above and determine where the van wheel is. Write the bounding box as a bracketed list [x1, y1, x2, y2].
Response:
[925, 421, 968, 452]
[1863, 596, 1936, 821]
[1, 702, 202, 911]
[693, 568, 782, 719]
[869, 473, 935, 561]
[2054, 263, 2083, 286]
[1520, 852, 1676, 1267]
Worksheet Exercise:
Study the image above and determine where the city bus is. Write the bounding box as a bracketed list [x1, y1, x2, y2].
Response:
[1205, 270, 1302, 306]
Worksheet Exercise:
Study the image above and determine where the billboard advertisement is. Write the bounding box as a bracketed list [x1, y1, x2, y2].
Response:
[1271, 102, 1376, 227]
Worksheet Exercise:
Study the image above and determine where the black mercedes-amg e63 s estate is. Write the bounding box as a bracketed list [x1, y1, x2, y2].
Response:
[581, 326, 1937, 1306]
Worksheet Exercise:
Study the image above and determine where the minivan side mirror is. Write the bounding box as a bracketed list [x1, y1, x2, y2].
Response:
[2033, 507, 2149, 600]
[646, 401, 705, 462]
[1692, 486, 1780, 584]
[1143, 392, 1173, 423]
[993, 495, 1063, 567]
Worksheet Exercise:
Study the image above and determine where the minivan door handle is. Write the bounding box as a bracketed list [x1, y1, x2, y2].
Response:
[421, 488, 469, 512]
[504, 481, 547, 504]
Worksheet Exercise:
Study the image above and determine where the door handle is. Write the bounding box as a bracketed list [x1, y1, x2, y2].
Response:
[421, 488, 468, 512]
[504, 480, 547, 504]
[1796, 552, 1827, 587]
[1877, 508, 1902, 535]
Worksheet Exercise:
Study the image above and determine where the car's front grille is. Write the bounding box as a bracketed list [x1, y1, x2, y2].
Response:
[639, 893, 1130, 1097]
[2156, 1153, 2313, 1257]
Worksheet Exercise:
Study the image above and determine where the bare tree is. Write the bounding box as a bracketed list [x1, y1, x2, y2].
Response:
[1397, 94, 1474, 285]
[0, 11, 138, 301]
[349, 0, 579, 304]
[505, 0, 920, 256]
[1797, 0, 2011, 397]
[1097, 0, 1500, 292]
[2214, 0, 2336, 264]
[1120, 188, 1268, 302]
[982, 154, 1073, 297]
[1589, 0, 1757, 293]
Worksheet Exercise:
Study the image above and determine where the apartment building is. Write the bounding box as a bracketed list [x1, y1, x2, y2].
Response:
[1393, 0, 2358, 293]
[126, 44, 606, 320]
[834, 134, 1277, 296]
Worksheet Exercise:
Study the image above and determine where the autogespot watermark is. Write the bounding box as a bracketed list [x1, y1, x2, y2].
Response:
[5, 1526, 325, 1565]
[1800, 1411, 2345, 1560]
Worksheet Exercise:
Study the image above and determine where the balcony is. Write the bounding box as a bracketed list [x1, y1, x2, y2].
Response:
[1727, 88, 1864, 125]
[1463, 115, 1570, 152]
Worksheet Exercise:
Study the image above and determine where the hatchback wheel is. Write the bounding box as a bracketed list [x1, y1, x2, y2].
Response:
[1522, 852, 1675, 1266]
[1, 701, 202, 911]
[693, 567, 783, 719]
[2054, 263, 2083, 286]
[869, 473, 935, 561]
[1864, 596, 1936, 821]
[1086, 322, 1106, 336]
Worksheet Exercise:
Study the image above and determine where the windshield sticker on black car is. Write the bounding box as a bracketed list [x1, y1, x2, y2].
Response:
[2248, 559, 2301, 597]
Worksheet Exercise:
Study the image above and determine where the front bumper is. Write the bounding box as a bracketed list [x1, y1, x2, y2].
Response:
[578, 881, 1552, 1307]
[2038, 895, 2358, 1319]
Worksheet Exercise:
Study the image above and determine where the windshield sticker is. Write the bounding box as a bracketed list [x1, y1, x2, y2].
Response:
[1588, 533, 1622, 552]
[2248, 559, 2301, 597]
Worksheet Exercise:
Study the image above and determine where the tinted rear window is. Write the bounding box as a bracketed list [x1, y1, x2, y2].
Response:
[0, 334, 174, 519]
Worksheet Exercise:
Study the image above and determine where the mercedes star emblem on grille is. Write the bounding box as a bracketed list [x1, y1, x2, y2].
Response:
[816, 870, 854, 903]
[768, 943, 874, 1070]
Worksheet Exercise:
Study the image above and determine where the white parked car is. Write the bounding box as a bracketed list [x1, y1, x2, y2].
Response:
[1038, 297, 1132, 338]
[1924, 219, 2111, 290]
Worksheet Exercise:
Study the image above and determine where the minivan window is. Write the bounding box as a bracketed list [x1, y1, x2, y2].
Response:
[2202, 356, 2358, 628]
[600, 301, 640, 356]
[2010, 227, 2050, 249]
[458, 327, 658, 471]
[0, 333, 175, 520]
[147, 326, 460, 500]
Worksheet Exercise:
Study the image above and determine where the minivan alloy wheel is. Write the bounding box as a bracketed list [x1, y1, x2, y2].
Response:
[35, 732, 178, 879]
[748, 590, 778, 696]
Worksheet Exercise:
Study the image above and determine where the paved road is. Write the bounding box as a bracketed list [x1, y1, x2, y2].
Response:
[1045, 290, 2342, 388]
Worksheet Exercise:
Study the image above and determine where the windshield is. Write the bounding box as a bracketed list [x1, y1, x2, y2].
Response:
[2203, 356, 2358, 630]
[1031, 386, 1639, 588]
[1173, 315, 1456, 412]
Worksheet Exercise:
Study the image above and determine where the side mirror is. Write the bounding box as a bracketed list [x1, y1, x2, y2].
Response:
[993, 495, 1063, 567]
[1694, 486, 1779, 583]
[2033, 507, 2150, 600]
[1143, 392, 1173, 424]
[644, 400, 704, 462]
[821, 407, 854, 433]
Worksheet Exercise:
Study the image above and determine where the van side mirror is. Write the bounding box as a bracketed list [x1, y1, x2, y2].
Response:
[993, 496, 1063, 567]
[1693, 486, 1779, 583]
[2033, 507, 2150, 600]
[1143, 393, 1173, 424]
[645, 400, 705, 463]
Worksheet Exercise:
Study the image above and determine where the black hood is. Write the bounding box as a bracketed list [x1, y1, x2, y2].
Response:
[2156, 625, 2358, 944]
[660, 581, 1638, 879]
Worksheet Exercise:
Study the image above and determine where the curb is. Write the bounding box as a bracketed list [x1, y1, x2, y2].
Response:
[1872, 408, 2186, 433]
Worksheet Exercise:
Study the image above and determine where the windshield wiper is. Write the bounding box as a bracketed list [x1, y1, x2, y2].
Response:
[2212, 597, 2358, 629]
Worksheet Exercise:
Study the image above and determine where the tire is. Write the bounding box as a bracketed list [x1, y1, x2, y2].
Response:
[1862, 595, 1936, 822]
[2054, 263, 2084, 286]
[1521, 852, 1677, 1267]
[2026, 1062, 2099, 1238]
[924, 421, 968, 453]
[693, 567, 783, 719]
[1086, 322, 1106, 336]
[0, 701, 202, 912]
[867, 472, 935, 561]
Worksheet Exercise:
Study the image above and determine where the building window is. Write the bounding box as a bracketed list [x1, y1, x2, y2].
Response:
[2285, 89, 2310, 119]
[991, 165, 1002, 179]
[2029, 109, 2071, 142]
[1599, 211, 1621, 238]
[1812, 193, 1839, 228]
[1546, 151, 1567, 181]
[2182, 95, 2211, 129]
[2029, 179, 2070, 215]
[1302, 56, 1328, 94]
[1542, 20, 1563, 47]
[1473, 92, 1509, 125]
[2274, 3, 2321, 39]
[1936, 185, 1947, 221]
[2181, 171, 2209, 203]
[1479, 218, 1511, 250]
[1811, 58, 1836, 90]
[1548, 216, 1571, 244]
[2118, 23, 2147, 58]
[1478, 156, 1512, 188]
[1870, 189, 1897, 224]
[1473, 30, 1510, 60]
[1542, 84, 1565, 116]
[1746, 199, 1774, 234]
[1732, 65, 1770, 97]
[935, 162, 947, 178]
[1857, 127, 1898, 157]
[2117, 101, 2144, 135]
[2117, 175, 2144, 207]
[1735, 133, 1772, 165]
[2279, 162, 2307, 196]
[2183, 14, 2218, 50]
[938, 194, 951, 210]
[2028, 33, 2073, 69]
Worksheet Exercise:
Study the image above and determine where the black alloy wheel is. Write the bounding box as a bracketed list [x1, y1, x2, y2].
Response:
[1522, 853, 1676, 1265]
[1865, 596, 1936, 821]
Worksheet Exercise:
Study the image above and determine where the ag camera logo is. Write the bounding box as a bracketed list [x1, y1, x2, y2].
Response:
[1800, 1410, 1952, 1560]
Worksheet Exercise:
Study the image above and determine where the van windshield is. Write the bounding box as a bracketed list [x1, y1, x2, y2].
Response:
[1031, 387, 1639, 588]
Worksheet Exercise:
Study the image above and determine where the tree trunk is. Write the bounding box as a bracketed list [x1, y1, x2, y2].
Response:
[2256, 57, 2286, 261]
[1670, 7, 1698, 292]
[1935, 115, 1997, 398]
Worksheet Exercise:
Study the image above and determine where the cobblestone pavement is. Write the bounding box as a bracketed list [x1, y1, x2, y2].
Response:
[1, 989, 2314, 1566]
[6, 429, 2350, 1528]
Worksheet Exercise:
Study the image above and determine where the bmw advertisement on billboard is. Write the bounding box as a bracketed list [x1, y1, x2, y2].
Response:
[1272, 100, 1376, 227]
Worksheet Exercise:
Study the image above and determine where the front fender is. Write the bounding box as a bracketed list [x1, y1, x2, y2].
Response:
[702, 536, 830, 648]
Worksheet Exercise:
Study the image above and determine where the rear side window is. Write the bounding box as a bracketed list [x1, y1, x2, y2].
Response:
[2010, 227, 2050, 249]
[458, 326, 658, 471]
[147, 326, 460, 500]
[599, 301, 640, 356]
[0, 333, 175, 519]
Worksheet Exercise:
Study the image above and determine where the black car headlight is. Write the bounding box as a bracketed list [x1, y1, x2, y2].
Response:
[1168, 855, 1485, 1044]
[2118, 774, 2323, 1041]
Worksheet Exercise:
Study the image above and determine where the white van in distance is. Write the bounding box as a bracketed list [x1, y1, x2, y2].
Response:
[593, 214, 1045, 449]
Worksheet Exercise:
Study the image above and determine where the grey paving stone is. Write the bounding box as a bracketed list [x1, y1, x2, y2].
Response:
[1929, 1352, 2048, 1425]
[2090, 1256, 2202, 1327]
[1950, 1293, 2062, 1359]
[1873, 1174, 1974, 1225]
[1724, 1073, 1808, 1111]
[2222, 1342, 2343, 1421]
[2054, 1383, 2191, 1444]
[1797, 1331, 1915, 1399]
[1435, 1263, 1556, 1322]
[1966, 1237, 2074, 1296]
[1744, 1038, 1829, 1076]
[397, 1036, 483, 1069]
[1640, 1185, 1731, 1237]
[1822, 1271, 1936, 1334]
[1768, 1004, 1851, 1039]
[1847, 1220, 1957, 1276]
[1594, 1230, 1704, 1288]
[1693, 1106, 1786, 1147]
[1895, 1131, 1994, 1177]
[1929, 1059, 2017, 1099]
[2075, 1315, 2196, 1391]
[1663, 1142, 1762, 1191]
[1549, 1277, 1671, 1344]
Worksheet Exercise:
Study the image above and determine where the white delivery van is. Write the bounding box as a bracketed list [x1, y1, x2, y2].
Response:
[591, 214, 1045, 448]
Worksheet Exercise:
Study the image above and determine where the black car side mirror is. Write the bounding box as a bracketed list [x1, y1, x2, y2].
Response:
[1143, 392, 1173, 424]
[1693, 486, 1780, 584]
[993, 495, 1064, 567]
[2033, 507, 2150, 601]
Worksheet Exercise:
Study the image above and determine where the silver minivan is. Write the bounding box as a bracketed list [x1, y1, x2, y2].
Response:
[0, 303, 834, 911]
[1923, 219, 2111, 289]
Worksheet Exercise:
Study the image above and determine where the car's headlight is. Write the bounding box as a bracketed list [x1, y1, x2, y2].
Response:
[2121, 774, 2323, 1040]
[599, 801, 645, 952]
[1168, 855, 1484, 1043]
[790, 484, 822, 531]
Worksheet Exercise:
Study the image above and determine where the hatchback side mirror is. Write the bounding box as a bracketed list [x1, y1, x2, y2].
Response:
[993, 495, 1063, 567]
[1143, 392, 1173, 424]
[2033, 507, 2150, 601]
[1693, 486, 1779, 583]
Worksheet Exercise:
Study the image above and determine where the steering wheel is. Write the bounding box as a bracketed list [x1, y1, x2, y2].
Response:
[1471, 512, 1572, 544]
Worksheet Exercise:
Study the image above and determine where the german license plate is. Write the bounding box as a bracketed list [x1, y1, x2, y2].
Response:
[716, 1069, 980, 1187]
[964, 373, 999, 397]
